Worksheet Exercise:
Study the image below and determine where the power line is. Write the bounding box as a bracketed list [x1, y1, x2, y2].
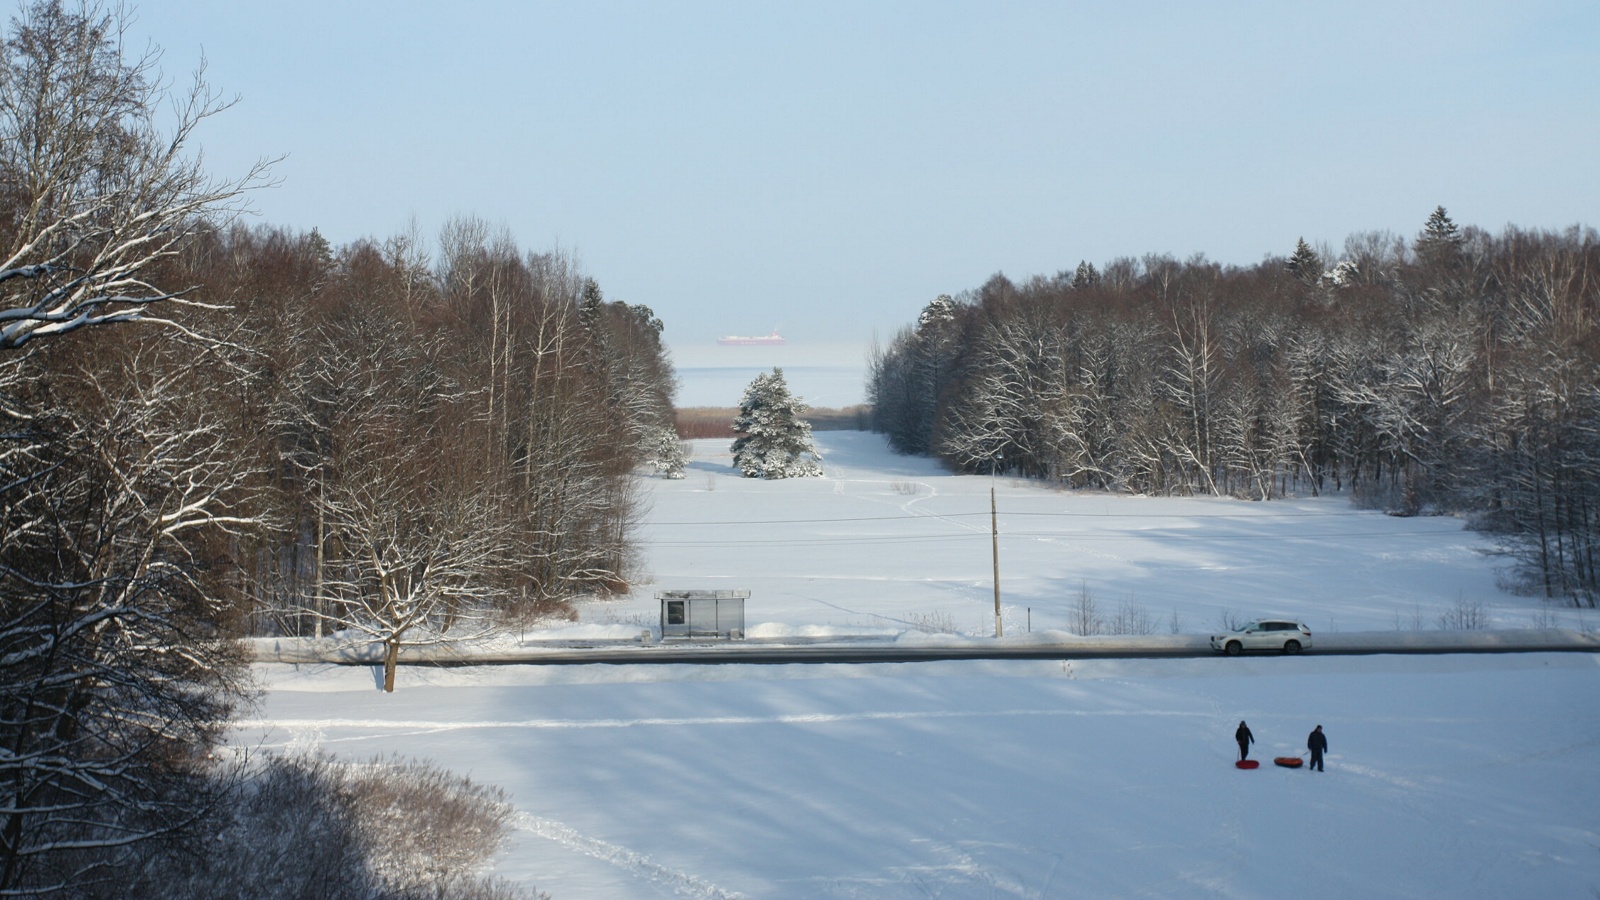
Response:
[647, 527, 1470, 547]
[646, 508, 1399, 527]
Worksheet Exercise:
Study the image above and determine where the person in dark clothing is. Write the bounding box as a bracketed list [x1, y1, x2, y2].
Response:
[1307, 724, 1328, 771]
[1235, 721, 1254, 762]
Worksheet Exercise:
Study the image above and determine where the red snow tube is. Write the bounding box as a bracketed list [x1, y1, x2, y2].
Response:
[1235, 760, 1260, 769]
[1274, 757, 1304, 768]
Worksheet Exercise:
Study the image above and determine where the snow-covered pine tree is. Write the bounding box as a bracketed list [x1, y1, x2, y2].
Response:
[917, 294, 958, 330]
[648, 425, 689, 478]
[731, 368, 823, 478]
[1072, 260, 1101, 289]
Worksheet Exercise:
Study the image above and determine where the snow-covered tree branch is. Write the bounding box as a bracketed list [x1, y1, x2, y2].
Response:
[0, 0, 273, 350]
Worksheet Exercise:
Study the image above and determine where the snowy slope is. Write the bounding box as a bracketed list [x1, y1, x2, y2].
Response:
[614, 432, 1582, 638]
[232, 432, 1600, 898]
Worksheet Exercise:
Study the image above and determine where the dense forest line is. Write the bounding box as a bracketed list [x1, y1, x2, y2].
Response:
[196, 222, 675, 634]
[5, 208, 679, 670]
[870, 211, 1600, 607]
[0, 1, 666, 892]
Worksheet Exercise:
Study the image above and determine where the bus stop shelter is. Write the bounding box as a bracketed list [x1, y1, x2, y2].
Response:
[655, 590, 748, 640]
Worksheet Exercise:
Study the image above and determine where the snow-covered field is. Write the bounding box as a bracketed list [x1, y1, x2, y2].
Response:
[234, 433, 1600, 898]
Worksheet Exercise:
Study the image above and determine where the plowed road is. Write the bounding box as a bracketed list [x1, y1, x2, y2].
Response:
[252, 629, 1600, 667]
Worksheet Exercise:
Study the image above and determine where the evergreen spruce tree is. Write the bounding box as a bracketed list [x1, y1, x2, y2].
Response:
[579, 278, 605, 332]
[1287, 237, 1324, 284]
[731, 368, 823, 478]
[647, 425, 689, 479]
[1415, 205, 1465, 268]
[1072, 260, 1101, 289]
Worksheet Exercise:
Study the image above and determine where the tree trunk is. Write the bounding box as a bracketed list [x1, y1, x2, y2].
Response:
[315, 479, 325, 639]
[384, 639, 398, 693]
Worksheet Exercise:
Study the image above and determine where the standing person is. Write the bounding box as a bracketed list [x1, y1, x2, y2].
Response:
[1235, 721, 1254, 762]
[1307, 724, 1328, 771]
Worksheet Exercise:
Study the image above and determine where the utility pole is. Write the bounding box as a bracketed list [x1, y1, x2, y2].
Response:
[991, 454, 1002, 638]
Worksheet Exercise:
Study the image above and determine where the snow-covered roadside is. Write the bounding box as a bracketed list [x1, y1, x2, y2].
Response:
[243, 627, 1600, 664]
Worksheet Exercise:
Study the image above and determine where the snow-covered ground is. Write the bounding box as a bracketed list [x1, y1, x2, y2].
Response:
[233, 433, 1600, 898]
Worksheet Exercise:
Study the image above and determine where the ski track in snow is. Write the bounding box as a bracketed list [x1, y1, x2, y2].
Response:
[285, 723, 324, 753]
[235, 705, 1219, 736]
[513, 812, 744, 899]
[1335, 760, 1428, 791]
[813, 840, 1032, 898]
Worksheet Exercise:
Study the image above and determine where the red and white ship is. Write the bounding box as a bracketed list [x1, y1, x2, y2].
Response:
[717, 330, 786, 346]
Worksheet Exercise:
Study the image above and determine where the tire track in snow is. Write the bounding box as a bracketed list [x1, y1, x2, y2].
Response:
[513, 812, 743, 899]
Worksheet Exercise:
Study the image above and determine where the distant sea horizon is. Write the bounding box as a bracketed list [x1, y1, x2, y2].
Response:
[669, 341, 870, 409]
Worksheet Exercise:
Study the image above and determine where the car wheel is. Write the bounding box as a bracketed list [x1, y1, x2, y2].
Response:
[1283, 640, 1301, 655]
[1225, 640, 1242, 656]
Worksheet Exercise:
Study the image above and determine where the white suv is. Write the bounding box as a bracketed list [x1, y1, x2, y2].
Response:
[1210, 619, 1312, 655]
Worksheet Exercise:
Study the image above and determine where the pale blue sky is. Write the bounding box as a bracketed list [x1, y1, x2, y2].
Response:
[127, 1, 1598, 349]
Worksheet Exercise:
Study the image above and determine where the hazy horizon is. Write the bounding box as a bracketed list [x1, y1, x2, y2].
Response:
[671, 340, 870, 408]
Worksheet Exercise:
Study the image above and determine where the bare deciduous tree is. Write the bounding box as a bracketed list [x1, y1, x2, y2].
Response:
[1, 338, 258, 892]
[0, 3, 267, 890]
[0, 0, 271, 349]
[1070, 581, 1101, 636]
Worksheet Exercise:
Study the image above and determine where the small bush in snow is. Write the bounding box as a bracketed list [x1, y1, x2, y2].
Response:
[1393, 604, 1427, 631]
[342, 755, 516, 893]
[1108, 598, 1155, 635]
[1070, 582, 1101, 636]
[1437, 595, 1491, 631]
[907, 610, 959, 634]
[115, 752, 536, 899]
[1527, 600, 1562, 629]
